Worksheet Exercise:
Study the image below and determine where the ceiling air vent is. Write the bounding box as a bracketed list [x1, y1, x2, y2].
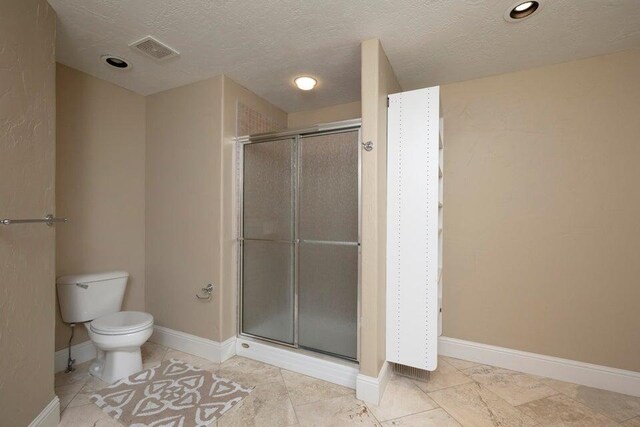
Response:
[129, 36, 179, 61]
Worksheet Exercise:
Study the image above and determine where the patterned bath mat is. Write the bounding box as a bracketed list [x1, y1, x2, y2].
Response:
[91, 358, 252, 427]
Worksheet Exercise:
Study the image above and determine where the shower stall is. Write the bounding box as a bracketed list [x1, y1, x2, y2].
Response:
[237, 120, 361, 361]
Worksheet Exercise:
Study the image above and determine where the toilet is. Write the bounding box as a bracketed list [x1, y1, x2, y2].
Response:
[56, 271, 153, 383]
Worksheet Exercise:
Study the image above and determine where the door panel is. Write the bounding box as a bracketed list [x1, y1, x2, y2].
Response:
[242, 240, 294, 344]
[299, 131, 358, 242]
[298, 243, 358, 359]
[243, 139, 294, 241]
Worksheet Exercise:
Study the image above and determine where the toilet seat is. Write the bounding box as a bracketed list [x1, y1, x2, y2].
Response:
[90, 311, 153, 335]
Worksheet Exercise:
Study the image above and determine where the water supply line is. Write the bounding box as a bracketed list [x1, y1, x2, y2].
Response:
[65, 323, 76, 373]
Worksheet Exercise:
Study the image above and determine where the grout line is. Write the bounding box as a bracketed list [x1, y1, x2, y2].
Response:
[513, 392, 562, 407]
[281, 374, 354, 409]
[362, 402, 382, 426]
[380, 407, 453, 425]
[418, 378, 477, 394]
[288, 393, 301, 426]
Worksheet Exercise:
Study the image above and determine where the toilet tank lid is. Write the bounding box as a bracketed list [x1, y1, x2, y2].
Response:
[57, 271, 129, 285]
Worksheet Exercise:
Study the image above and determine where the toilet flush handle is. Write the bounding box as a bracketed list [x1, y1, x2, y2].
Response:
[75, 283, 88, 289]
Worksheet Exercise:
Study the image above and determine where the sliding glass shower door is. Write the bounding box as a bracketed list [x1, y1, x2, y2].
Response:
[240, 126, 360, 360]
[242, 138, 295, 344]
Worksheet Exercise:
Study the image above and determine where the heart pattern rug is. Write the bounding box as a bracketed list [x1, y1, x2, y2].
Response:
[91, 358, 252, 427]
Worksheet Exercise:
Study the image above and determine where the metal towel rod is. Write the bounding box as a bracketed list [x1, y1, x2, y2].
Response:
[1, 214, 67, 226]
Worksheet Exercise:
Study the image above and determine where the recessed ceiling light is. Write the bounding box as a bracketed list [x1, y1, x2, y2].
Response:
[294, 76, 317, 91]
[505, 1, 540, 22]
[101, 55, 131, 70]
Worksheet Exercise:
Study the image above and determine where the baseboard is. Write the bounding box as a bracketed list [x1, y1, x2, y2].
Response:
[54, 340, 96, 373]
[438, 336, 640, 397]
[150, 326, 237, 363]
[235, 336, 359, 389]
[219, 336, 237, 362]
[356, 361, 391, 405]
[28, 396, 59, 427]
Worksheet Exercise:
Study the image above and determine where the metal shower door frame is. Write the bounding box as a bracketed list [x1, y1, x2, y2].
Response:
[236, 119, 362, 362]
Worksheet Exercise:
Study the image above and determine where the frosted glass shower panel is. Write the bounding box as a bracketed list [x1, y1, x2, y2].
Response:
[298, 242, 358, 359]
[242, 240, 294, 344]
[243, 139, 294, 240]
[299, 131, 359, 242]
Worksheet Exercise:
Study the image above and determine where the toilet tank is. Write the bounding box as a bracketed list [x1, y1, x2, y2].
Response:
[56, 271, 129, 323]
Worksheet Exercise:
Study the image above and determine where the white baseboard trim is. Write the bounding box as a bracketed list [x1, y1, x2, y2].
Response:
[438, 336, 640, 397]
[150, 326, 237, 363]
[54, 340, 96, 373]
[219, 336, 237, 362]
[28, 396, 59, 427]
[235, 336, 358, 390]
[356, 361, 391, 405]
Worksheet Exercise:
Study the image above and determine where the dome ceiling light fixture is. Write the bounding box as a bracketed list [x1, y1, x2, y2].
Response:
[505, 1, 541, 22]
[294, 76, 317, 91]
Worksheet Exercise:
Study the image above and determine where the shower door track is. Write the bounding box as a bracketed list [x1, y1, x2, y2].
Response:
[236, 119, 362, 363]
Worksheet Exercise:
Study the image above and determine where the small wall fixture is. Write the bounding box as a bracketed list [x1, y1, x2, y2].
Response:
[294, 76, 317, 91]
[101, 55, 131, 70]
[505, 1, 540, 22]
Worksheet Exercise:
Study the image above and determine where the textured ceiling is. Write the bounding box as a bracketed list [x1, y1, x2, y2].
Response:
[48, 0, 640, 112]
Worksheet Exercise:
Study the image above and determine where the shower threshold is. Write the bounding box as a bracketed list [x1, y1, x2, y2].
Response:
[235, 335, 359, 389]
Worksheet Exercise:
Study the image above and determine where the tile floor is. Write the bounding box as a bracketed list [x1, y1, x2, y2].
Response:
[56, 342, 640, 426]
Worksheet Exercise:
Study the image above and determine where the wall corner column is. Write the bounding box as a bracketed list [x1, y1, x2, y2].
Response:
[359, 38, 401, 380]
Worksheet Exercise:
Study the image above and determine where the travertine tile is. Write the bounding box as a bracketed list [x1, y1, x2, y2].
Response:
[217, 356, 283, 387]
[55, 381, 84, 411]
[441, 356, 482, 370]
[428, 382, 536, 427]
[542, 377, 640, 422]
[413, 358, 473, 393]
[380, 408, 461, 426]
[162, 348, 219, 372]
[518, 393, 619, 426]
[463, 365, 556, 405]
[218, 381, 297, 427]
[67, 375, 109, 408]
[623, 416, 640, 426]
[56, 341, 640, 427]
[59, 402, 122, 427]
[281, 369, 353, 406]
[54, 360, 91, 387]
[366, 375, 438, 422]
[141, 341, 167, 365]
[295, 394, 379, 427]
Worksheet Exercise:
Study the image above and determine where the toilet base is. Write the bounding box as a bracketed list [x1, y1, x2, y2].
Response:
[85, 322, 153, 384]
[90, 348, 143, 384]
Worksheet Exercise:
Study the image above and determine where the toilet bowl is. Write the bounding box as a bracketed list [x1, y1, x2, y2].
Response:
[56, 271, 154, 383]
[86, 311, 154, 383]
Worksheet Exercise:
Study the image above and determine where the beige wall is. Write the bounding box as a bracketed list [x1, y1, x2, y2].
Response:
[146, 75, 284, 343]
[220, 76, 287, 341]
[360, 39, 401, 377]
[55, 64, 146, 351]
[287, 101, 361, 129]
[0, 0, 56, 425]
[441, 50, 640, 372]
[145, 77, 223, 341]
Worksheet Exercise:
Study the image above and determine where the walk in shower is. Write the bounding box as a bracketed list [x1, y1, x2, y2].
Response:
[237, 120, 360, 361]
